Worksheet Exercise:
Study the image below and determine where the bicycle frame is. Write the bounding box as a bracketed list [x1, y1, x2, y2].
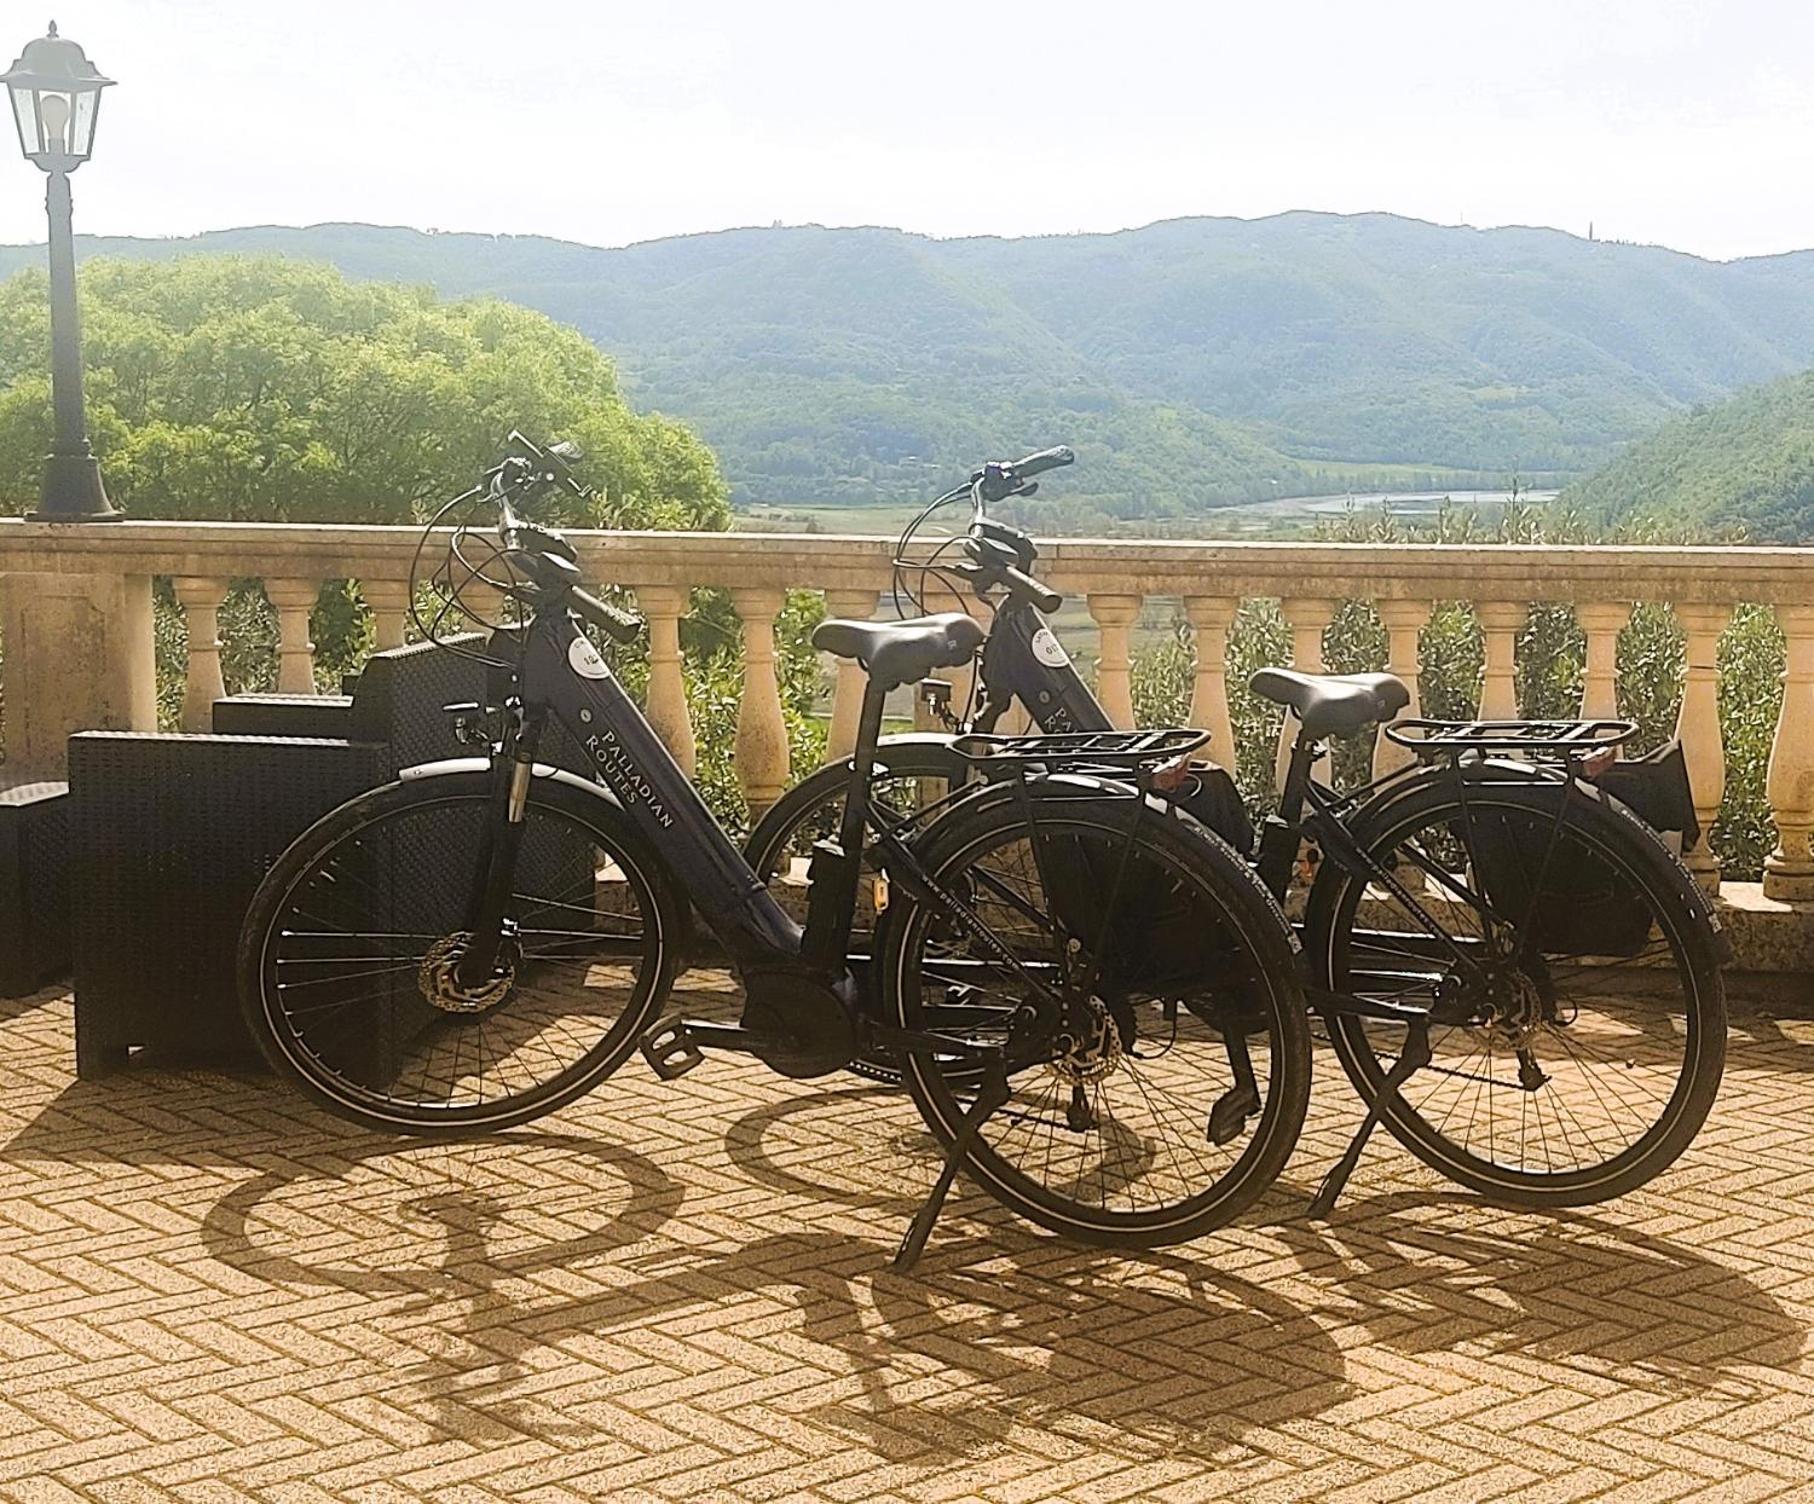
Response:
[508, 603, 806, 971]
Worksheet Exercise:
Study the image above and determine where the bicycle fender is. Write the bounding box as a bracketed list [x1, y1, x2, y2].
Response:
[398, 757, 625, 809]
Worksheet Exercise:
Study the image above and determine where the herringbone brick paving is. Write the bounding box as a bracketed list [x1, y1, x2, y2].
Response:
[5, 978, 1814, 1501]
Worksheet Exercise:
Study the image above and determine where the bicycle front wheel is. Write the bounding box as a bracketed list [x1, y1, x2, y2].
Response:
[881, 791, 1311, 1247]
[239, 769, 678, 1137]
[1307, 773, 1726, 1206]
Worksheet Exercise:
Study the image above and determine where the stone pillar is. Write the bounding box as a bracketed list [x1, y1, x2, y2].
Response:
[1184, 596, 1237, 763]
[1373, 599, 1432, 779]
[730, 588, 790, 819]
[361, 577, 413, 652]
[265, 579, 321, 695]
[1765, 604, 1814, 900]
[173, 576, 231, 733]
[1, 570, 156, 777]
[1276, 597, 1336, 791]
[1475, 602, 1525, 720]
[823, 589, 878, 763]
[1086, 593, 1142, 730]
[637, 585, 696, 778]
[1577, 601, 1632, 721]
[1675, 603, 1731, 892]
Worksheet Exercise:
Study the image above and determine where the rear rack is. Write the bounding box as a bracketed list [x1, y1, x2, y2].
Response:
[952, 727, 1209, 770]
[1384, 717, 1636, 755]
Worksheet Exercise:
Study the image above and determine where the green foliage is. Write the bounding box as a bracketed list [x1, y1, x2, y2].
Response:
[0, 256, 728, 528]
[1715, 605, 1784, 876]
[1564, 370, 1814, 542]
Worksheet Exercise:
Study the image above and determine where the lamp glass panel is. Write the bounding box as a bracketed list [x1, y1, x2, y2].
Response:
[69, 88, 96, 158]
[8, 86, 38, 158]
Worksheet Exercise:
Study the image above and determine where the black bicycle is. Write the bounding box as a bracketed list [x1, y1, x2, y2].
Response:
[748, 449, 1730, 1211]
[237, 436, 1314, 1263]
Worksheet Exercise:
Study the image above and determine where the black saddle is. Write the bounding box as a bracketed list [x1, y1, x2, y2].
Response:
[813, 612, 985, 690]
[1250, 669, 1411, 739]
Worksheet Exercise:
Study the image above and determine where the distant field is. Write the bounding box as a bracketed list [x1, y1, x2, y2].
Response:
[735, 502, 928, 536]
[735, 488, 1560, 540]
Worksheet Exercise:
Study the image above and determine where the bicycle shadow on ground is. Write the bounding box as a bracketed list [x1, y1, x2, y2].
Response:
[1269, 1184, 1806, 1391]
[199, 1138, 1349, 1467]
[200, 1130, 684, 1443]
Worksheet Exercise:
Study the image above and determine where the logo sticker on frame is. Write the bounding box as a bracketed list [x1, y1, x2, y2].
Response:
[569, 635, 612, 680]
[1030, 626, 1071, 669]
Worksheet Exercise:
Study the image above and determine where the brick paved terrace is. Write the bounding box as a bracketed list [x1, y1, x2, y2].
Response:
[8, 970, 1814, 1502]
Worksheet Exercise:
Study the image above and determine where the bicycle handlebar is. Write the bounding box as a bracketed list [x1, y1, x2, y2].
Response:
[1009, 445, 1075, 479]
[999, 562, 1063, 614]
[571, 585, 645, 644]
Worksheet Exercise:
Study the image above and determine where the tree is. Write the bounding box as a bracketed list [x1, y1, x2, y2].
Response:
[0, 255, 727, 528]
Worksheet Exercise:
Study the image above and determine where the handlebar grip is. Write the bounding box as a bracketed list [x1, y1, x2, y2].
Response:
[571, 587, 644, 645]
[1012, 445, 1075, 479]
[1002, 563, 1063, 614]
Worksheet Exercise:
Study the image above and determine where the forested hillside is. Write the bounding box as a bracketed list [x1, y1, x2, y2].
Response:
[1564, 369, 1814, 541]
[7, 212, 1814, 513]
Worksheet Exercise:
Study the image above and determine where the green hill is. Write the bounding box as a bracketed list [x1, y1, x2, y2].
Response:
[1563, 369, 1814, 540]
[6, 212, 1814, 513]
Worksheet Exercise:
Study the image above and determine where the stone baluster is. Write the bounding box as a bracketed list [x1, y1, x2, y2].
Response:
[361, 577, 413, 652]
[1576, 601, 1632, 720]
[637, 585, 696, 777]
[173, 577, 232, 732]
[1275, 597, 1336, 791]
[730, 588, 790, 818]
[1765, 605, 1814, 900]
[1475, 602, 1525, 720]
[1675, 604, 1731, 891]
[1372, 599, 1432, 779]
[822, 589, 879, 763]
[1087, 593, 1142, 730]
[1184, 596, 1238, 763]
[264, 580, 321, 695]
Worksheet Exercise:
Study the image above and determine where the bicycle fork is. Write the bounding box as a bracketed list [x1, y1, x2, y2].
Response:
[454, 714, 538, 990]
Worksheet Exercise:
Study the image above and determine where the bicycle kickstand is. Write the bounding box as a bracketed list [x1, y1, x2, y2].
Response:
[894, 1062, 1011, 1273]
[1307, 1018, 1432, 1221]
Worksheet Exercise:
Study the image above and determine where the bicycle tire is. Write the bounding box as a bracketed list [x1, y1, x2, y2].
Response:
[881, 789, 1311, 1247]
[238, 768, 680, 1137]
[1306, 770, 1725, 1206]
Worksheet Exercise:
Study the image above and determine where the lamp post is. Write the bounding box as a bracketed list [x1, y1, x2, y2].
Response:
[3, 22, 115, 520]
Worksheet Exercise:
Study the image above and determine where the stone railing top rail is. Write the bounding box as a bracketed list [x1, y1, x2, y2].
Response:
[0, 518, 1812, 602]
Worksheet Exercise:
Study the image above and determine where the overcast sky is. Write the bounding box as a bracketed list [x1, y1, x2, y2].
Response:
[1, 0, 1810, 261]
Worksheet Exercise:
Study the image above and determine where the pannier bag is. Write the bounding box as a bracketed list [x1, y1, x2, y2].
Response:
[1038, 774, 1259, 1001]
[1466, 740, 1696, 957]
[1173, 760, 1256, 858]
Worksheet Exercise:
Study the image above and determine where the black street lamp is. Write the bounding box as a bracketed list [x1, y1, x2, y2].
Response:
[3, 22, 115, 520]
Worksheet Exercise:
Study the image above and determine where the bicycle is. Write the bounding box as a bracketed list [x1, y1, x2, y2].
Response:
[237, 435, 1314, 1265]
[749, 449, 1730, 1212]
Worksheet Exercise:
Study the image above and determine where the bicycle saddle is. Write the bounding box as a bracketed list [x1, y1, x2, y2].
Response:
[1250, 669, 1412, 739]
[814, 612, 985, 690]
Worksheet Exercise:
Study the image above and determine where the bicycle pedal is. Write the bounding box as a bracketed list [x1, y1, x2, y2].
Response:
[1207, 1083, 1259, 1146]
[639, 1019, 706, 1080]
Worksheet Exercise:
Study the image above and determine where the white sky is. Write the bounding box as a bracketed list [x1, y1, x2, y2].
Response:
[1, 0, 1810, 260]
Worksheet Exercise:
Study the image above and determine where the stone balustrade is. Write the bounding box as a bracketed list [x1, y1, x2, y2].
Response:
[4, 519, 1814, 906]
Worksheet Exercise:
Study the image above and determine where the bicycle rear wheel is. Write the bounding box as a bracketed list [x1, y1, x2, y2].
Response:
[239, 769, 678, 1136]
[881, 790, 1310, 1247]
[1307, 772, 1725, 1206]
